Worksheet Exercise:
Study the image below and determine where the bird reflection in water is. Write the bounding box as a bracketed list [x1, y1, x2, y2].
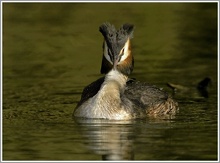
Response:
[74, 118, 135, 160]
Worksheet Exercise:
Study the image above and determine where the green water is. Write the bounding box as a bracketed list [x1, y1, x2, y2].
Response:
[2, 3, 218, 160]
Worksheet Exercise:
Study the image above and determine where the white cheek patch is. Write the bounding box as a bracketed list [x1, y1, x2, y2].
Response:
[104, 42, 113, 64]
[119, 40, 130, 62]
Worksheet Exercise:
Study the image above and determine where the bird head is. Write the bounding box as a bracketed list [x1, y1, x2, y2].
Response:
[99, 22, 134, 75]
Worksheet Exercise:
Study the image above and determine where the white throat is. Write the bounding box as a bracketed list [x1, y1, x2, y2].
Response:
[103, 69, 128, 89]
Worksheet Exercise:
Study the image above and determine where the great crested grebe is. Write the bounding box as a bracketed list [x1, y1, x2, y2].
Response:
[73, 23, 179, 120]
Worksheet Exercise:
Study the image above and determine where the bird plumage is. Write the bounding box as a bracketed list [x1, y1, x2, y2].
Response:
[74, 70, 133, 120]
[73, 22, 179, 120]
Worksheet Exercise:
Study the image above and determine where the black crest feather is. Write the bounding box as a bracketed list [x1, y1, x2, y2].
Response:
[99, 22, 134, 49]
[99, 22, 116, 40]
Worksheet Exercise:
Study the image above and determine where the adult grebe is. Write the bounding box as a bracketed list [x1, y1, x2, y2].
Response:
[73, 23, 178, 120]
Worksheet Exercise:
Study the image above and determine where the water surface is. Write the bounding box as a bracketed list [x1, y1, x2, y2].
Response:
[3, 2, 218, 161]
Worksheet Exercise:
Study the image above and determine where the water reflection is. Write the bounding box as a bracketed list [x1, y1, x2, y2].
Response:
[74, 118, 174, 160]
[74, 118, 134, 160]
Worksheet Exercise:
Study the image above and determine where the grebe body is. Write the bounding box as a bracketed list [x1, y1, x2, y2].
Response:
[74, 74, 178, 120]
[73, 23, 178, 120]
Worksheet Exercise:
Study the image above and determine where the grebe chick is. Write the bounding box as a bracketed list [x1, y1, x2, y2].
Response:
[73, 23, 178, 120]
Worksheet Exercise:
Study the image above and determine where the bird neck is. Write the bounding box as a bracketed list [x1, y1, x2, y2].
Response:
[74, 69, 129, 120]
[102, 69, 128, 92]
[95, 69, 128, 107]
[89, 69, 128, 119]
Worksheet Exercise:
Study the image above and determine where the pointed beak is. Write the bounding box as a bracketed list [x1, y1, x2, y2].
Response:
[112, 54, 120, 70]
